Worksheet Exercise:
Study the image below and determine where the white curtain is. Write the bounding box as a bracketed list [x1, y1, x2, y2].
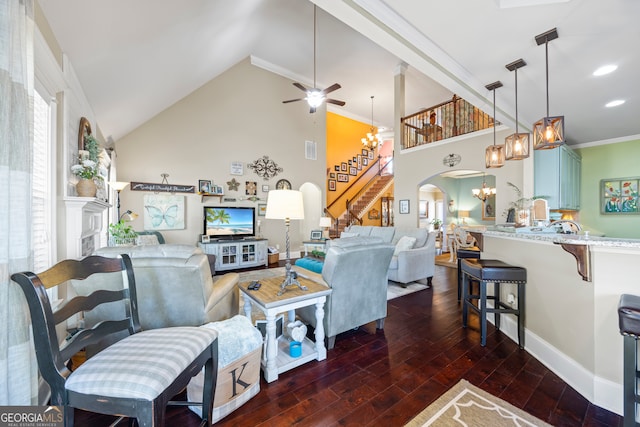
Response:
[0, 0, 39, 405]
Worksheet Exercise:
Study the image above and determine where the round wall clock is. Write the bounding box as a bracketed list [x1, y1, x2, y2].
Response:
[275, 179, 292, 190]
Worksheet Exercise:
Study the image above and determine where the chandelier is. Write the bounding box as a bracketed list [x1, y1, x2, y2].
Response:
[362, 96, 381, 148]
[472, 176, 496, 202]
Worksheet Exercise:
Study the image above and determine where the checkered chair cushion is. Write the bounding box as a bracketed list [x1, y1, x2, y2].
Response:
[66, 327, 218, 400]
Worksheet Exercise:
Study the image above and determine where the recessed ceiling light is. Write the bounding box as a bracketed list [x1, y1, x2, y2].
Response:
[605, 100, 625, 108]
[593, 65, 618, 76]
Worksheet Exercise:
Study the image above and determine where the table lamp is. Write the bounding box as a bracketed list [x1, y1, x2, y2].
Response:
[108, 181, 129, 219]
[265, 190, 307, 295]
[319, 216, 332, 239]
[458, 210, 470, 226]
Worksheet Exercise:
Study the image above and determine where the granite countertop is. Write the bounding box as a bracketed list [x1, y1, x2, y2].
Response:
[480, 228, 640, 249]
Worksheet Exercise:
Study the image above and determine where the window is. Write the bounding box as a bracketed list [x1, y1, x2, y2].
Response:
[32, 89, 54, 273]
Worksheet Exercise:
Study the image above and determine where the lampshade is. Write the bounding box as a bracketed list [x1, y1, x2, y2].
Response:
[108, 181, 129, 192]
[265, 190, 304, 220]
[458, 210, 470, 218]
[319, 216, 332, 228]
[533, 28, 565, 150]
[504, 59, 530, 160]
[484, 81, 504, 169]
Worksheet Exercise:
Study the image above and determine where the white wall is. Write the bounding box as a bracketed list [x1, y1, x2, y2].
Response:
[114, 58, 327, 251]
[393, 126, 530, 229]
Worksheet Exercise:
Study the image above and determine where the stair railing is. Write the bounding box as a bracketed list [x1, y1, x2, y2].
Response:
[345, 157, 393, 226]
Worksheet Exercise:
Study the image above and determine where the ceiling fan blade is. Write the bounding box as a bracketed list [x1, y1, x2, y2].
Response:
[322, 83, 341, 95]
[282, 98, 304, 104]
[326, 98, 346, 107]
[293, 82, 310, 92]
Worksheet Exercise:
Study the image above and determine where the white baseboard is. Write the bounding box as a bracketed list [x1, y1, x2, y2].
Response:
[484, 306, 622, 416]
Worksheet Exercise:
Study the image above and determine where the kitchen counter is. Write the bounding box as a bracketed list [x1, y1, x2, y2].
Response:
[473, 230, 640, 416]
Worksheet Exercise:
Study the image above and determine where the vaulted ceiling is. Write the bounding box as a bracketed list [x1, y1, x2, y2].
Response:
[38, 0, 640, 146]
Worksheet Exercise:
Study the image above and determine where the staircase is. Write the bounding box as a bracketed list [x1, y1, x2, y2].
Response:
[331, 174, 394, 237]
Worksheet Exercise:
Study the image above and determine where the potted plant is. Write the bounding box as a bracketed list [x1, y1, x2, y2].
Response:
[108, 220, 138, 246]
[71, 135, 103, 197]
[503, 182, 548, 226]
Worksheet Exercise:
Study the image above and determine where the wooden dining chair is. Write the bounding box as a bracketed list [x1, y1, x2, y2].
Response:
[11, 254, 218, 427]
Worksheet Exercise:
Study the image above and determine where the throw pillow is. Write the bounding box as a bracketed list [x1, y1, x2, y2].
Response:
[394, 235, 416, 256]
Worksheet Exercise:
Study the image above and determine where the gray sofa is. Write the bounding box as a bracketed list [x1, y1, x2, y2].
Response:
[73, 244, 239, 332]
[340, 225, 437, 285]
[297, 237, 395, 349]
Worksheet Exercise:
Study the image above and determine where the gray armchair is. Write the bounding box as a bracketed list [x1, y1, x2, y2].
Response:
[75, 244, 239, 331]
[297, 237, 394, 349]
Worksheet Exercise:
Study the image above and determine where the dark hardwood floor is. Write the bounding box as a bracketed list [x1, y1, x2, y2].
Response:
[75, 264, 622, 426]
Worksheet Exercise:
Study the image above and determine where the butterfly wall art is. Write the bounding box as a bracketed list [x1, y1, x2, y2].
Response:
[143, 194, 185, 230]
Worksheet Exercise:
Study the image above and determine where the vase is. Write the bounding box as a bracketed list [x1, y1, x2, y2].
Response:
[76, 178, 97, 197]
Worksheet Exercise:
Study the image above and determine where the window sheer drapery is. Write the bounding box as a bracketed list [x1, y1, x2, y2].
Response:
[0, 0, 39, 405]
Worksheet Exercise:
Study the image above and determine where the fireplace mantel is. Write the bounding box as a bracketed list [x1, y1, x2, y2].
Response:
[62, 197, 111, 259]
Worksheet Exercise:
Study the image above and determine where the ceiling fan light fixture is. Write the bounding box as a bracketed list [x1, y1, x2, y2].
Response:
[484, 81, 505, 169]
[533, 28, 565, 150]
[307, 90, 324, 108]
[504, 58, 530, 160]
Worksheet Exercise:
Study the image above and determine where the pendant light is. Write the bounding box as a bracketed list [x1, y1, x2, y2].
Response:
[361, 96, 381, 148]
[504, 59, 530, 160]
[484, 81, 504, 168]
[533, 28, 564, 149]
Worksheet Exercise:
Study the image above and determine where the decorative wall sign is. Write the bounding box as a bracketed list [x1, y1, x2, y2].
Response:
[442, 153, 461, 168]
[248, 155, 283, 180]
[143, 194, 185, 230]
[230, 161, 244, 175]
[130, 182, 195, 193]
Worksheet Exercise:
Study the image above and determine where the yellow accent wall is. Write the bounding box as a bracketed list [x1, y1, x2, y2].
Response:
[326, 112, 379, 217]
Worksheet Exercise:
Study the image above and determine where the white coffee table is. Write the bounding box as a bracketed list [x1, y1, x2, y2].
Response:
[238, 275, 332, 383]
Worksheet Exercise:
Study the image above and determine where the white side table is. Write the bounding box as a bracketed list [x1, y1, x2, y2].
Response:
[238, 275, 332, 383]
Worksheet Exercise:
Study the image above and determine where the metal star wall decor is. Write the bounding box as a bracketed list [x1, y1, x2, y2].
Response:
[248, 155, 283, 180]
[226, 178, 240, 191]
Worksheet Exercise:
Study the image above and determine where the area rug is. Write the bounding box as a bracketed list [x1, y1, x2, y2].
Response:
[405, 379, 551, 427]
[235, 266, 429, 301]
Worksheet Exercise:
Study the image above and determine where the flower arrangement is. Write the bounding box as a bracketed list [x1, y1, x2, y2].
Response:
[71, 134, 102, 180]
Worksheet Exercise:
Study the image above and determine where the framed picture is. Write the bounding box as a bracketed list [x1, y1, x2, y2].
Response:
[334, 165, 340, 171]
[245, 181, 257, 195]
[362, 148, 368, 156]
[230, 161, 243, 175]
[399, 199, 410, 214]
[198, 179, 211, 193]
[341, 162, 347, 171]
[349, 166, 357, 176]
[601, 177, 640, 214]
[329, 172, 336, 179]
[348, 160, 352, 166]
[310, 230, 322, 240]
[363, 158, 369, 167]
[261, 184, 269, 192]
[328, 179, 336, 191]
[257, 203, 267, 216]
[368, 151, 374, 160]
[211, 184, 224, 195]
[419, 200, 428, 218]
[482, 194, 496, 220]
[357, 154, 362, 169]
[337, 173, 349, 182]
[368, 208, 379, 220]
[201, 235, 210, 243]
[353, 157, 357, 162]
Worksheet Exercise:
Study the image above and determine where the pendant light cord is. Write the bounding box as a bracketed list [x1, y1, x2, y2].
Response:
[545, 40, 549, 117]
[514, 68, 519, 133]
[493, 89, 496, 146]
[313, 5, 317, 89]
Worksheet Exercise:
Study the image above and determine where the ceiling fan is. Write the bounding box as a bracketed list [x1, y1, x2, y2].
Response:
[282, 5, 345, 114]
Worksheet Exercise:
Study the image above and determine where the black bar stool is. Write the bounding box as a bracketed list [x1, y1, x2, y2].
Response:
[457, 247, 480, 301]
[618, 294, 640, 427]
[461, 259, 526, 348]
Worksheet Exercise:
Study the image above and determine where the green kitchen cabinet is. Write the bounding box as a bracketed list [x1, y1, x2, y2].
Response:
[534, 144, 581, 210]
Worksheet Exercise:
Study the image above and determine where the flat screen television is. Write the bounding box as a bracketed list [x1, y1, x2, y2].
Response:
[203, 206, 255, 239]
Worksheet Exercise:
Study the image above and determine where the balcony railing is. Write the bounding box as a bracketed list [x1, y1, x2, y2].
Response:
[401, 95, 496, 149]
